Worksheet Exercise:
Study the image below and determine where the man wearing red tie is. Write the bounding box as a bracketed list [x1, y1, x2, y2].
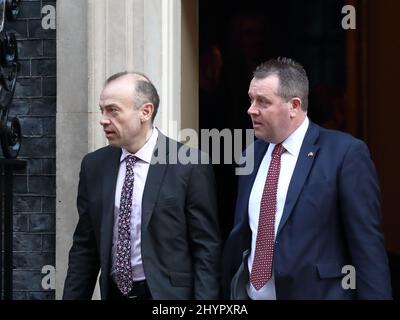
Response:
[222, 57, 392, 300]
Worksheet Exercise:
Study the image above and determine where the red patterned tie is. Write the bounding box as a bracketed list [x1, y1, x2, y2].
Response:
[250, 143, 285, 290]
[115, 155, 137, 295]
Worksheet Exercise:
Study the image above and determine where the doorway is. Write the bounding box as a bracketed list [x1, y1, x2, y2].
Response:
[199, 0, 347, 241]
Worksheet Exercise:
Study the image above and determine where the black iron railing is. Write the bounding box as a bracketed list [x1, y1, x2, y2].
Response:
[0, 0, 21, 301]
[0, 158, 26, 300]
[0, 0, 21, 159]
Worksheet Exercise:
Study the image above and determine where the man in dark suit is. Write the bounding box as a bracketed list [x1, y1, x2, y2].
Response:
[222, 58, 392, 299]
[63, 72, 221, 300]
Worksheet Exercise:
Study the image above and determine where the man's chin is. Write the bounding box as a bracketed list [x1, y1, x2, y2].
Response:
[254, 131, 272, 143]
[253, 129, 265, 140]
[106, 139, 119, 147]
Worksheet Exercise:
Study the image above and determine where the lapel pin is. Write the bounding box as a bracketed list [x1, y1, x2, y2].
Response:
[307, 152, 314, 157]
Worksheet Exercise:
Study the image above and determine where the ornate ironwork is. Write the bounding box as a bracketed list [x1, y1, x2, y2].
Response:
[0, 0, 20, 158]
[5, 0, 20, 21]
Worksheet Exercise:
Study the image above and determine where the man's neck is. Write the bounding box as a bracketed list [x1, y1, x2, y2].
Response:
[126, 126, 154, 154]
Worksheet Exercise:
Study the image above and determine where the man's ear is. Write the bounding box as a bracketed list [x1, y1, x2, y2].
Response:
[289, 97, 302, 117]
[141, 103, 154, 122]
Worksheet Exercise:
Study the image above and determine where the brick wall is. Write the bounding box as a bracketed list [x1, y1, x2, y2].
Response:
[6, 0, 56, 300]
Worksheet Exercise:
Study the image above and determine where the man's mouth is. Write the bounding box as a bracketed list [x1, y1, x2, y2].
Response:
[104, 130, 115, 137]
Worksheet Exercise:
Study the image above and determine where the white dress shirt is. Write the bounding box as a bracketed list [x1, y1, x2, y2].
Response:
[111, 128, 158, 281]
[247, 117, 309, 300]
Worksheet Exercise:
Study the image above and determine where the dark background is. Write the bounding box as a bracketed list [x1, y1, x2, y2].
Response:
[200, 0, 346, 242]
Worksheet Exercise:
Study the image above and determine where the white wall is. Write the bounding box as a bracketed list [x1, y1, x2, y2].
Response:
[56, 0, 198, 299]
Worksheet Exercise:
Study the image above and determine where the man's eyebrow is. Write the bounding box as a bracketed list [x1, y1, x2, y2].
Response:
[249, 93, 270, 100]
[99, 103, 119, 109]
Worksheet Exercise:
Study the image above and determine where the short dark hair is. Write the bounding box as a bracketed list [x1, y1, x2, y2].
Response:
[253, 57, 309, 111]
[105, 71, 160, 121]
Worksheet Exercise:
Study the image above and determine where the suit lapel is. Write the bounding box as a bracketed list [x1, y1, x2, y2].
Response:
[141, 132, 169, 230]
[100, 147, 121, 270]
[277, 122, 320, 236]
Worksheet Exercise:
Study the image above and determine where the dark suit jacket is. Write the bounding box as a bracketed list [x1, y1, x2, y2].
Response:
[63, 132, 221, 299]
[222, 121, 392, 299]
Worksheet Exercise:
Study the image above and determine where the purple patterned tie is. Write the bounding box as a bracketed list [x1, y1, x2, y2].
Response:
[115, 155, 137, 295]
[250, 144, 285, 290]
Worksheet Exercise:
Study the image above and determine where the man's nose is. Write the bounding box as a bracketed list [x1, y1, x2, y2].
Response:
[99, 115, 110, 126]
[247, 103, 258, 116]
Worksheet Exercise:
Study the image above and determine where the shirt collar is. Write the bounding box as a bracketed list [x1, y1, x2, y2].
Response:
[120, 127, 159, 164]
[281, 116, 309, 157]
